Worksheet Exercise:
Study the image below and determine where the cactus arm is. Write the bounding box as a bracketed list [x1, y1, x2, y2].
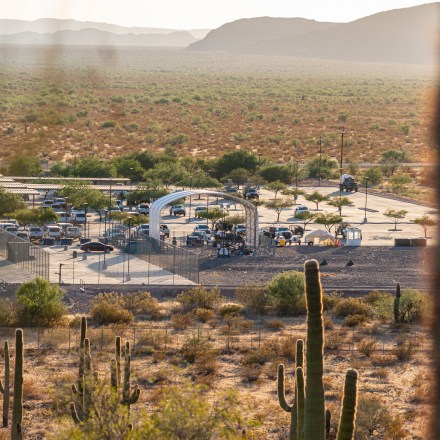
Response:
[296, 367, 305, 440]
[336, 369, 358, 440]
[128, 386, 140, 404]
[69, 402, 83, 425]
[78, 317, 87, 394]
[11, 329, 23, 440]
[0, 381, 4, 394]
[111, 359, 118, 392]
[394, 283, 401, 324]
[304, 259, 326, 440]
[296, 339, 304, 369]
[277, 364, 292, 412]
[2, 340, 9, 428]
[115, 336, 121, 386]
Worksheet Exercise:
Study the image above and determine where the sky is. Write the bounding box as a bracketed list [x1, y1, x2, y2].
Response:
[1, 0, 434, 29]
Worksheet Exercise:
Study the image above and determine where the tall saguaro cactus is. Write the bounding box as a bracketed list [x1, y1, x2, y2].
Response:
[11, 329, 23, 440]
[394, 283, 401, 324]
[277, 260, 359, 440]
[78, 317, 87, 394]
[0, 341, 10, 427]
[304, 259, 326, 440]
[336, 369, 359, 440]
[122, 341, 140, 412]
[277, 339, 305, 440]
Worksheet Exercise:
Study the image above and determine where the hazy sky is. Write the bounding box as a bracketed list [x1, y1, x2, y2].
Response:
[1, 0, 434, 29]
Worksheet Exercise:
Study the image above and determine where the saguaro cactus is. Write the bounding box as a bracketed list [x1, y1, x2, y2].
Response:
[11, 329, 23, 440]
[0, 341, 10, 427]
[304, 259, 326, 440]
[70, 338, 93, 425]
[78, 317, 87, 394]
[296, 367, 305, 440]
[336, 369, 359, 440]
[394, 283, 401, 324]
[122, 342, 140, 412]
[277, 339, 305, 440]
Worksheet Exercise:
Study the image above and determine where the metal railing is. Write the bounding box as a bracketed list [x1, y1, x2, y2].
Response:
[0, 229, 49, 279]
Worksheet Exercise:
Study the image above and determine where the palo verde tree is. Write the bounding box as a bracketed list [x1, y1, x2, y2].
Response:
[265, 198, 293, 222]
[7, 154, 43, 177]
[305, 191, 329, 211]
[380, 149, 409, 176]
[198, 207, 229, 230]
[266, 181, 288, 200]
[295, 211, 317, 232]
[6, 207, 58, 227]
[257, 164, 291, 183]
[213, 150, 259, 178]
[383, 209, 408, 231]
[413, 215, 438, 238]
[282, 188, 305, 205]
[327, 196, 354, 216]
[314, 213, 343, 233]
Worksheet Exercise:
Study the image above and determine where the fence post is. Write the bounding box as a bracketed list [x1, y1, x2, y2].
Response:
[133, 327, 136, 350]
[68, 326, 71, 353]
[352, 329, 355, 354]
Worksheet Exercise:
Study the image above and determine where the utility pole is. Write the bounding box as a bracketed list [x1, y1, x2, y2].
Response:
[364, 177, 369, 223]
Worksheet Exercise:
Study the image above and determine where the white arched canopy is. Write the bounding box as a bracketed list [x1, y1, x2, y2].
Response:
[150, 190, 259, 247]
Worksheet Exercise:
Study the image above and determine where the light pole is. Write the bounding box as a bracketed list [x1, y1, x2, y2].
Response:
[126, 216, 132, 282]
[83, 203, 88, 239]
[318, 136, 322, 186]
[103, 209, 108, 242]
[57, 263, 64, 285]
[363, 177, 369, 223]
[339, 127, 346, 174]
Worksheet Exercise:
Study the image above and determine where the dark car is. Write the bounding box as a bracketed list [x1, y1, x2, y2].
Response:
[80, 241, 114, 253]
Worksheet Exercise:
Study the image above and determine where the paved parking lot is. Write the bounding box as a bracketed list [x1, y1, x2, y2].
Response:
[0, 185, 436, 285]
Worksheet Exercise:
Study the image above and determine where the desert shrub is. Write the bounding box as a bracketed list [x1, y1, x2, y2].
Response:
[177, 286, 223, 312]
[344, 314, 368, 327]
[192, 354, 219, 380]
[218, 304, 243, 318]
[362, 290, 394, 322]
[101, 120, 117, 128]
[332, 298, 372, 318]
[241, 364, 262, 382]
[181, 337, 214, 363]
[136, 383, 252, 439]
[235, 286, 269, 315]
[0, 298, 17, 326]
[358, 338, 377, 357]
[265, 319, 285, 330]
[194, 308, 216, 323]
[266, 271, 305, 316]
[326, 330, 348, 350]
[170, 312, 193, 330]
[393, 338, 417, 361]
[90, 293, 134, 325]
[122, 291, 160, 318]
[323, 293, 343, 311]
[355, 395, 392, 439]
[242, 346, 275, 366]
[279, 338, 297, 360]
[323, 315, 334, 329]
[16, 277, 67, 327]
[398, 288, 428, 323]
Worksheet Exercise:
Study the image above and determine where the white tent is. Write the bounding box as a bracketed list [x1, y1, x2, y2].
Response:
[305, 230, 337, 245]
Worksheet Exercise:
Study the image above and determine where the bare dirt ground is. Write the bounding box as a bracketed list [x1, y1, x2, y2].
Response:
[199, 246, 433, 291]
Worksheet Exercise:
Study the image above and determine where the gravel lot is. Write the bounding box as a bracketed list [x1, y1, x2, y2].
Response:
[199, 246, 433, 291]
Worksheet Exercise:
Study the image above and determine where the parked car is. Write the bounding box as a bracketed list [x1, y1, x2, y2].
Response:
[135, 204, 150, 215]
[29, 226, 44, 240]
[46, 226, 62, 239]
[0, 223, 17, 230]
[137, 224, 149, 235]
[41, 199, 55, 208]
[4, 226, 18, 234]
[51, 203, 65, 212]
[65, 226, 82, 239]
[80, 241, 114, 253]
[169, 205, 186, 216]
[55, 197, 66, 205]
[194, 206, 207, 218]
[57, 212, 72, 223]
[233, 224, 246, 235]
[15, 231, 29, 240]
[72, 212, 86, 224]
[116, 200, 124, 211]
[294, 205, 310, 217]
[194, 224, 211, 233]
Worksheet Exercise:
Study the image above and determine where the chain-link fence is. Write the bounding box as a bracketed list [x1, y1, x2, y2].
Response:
[0, 229, 49, 279]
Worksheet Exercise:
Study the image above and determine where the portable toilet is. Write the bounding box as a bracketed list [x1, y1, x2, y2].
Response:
[343, 227, 362, 246]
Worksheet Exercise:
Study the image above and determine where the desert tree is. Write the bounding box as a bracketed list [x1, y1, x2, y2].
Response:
[314, 212, 343, 232]
[413, 215, 437, 238]
[264, 198, 293, 222]
[327, 196, 354, 215]
[266, 181, 288, 200]
[295, 211, 317, 232]
[383, 209, 408, 231]
[304, 190, 329, 210]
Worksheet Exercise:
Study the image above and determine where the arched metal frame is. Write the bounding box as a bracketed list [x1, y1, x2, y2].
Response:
[150, 190, 259, 247]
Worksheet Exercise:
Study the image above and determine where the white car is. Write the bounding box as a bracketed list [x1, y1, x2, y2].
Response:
[15, 231, 29, 240]
[72, 213, 86, 224]
[233, 224, 246, 234]
[46, 226, 62, 239]
[29, 227, 44, 239]
[57, 212, 72, 223]
[135, 204, 150, 215]
[41, 200, 55, 208]
[294, 206, 310, 217]
[137, 224, 149, 235]
[65, 227, 82, 239]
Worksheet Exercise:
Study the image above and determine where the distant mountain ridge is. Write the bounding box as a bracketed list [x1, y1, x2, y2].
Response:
[187, 3, 439, 64]
[0, 18, 210, 46]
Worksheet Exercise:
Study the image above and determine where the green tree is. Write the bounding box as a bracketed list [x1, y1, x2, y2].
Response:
[383, 209, 408, 231]
[413, 215, 437, 238]
[225, 168, 250, 189]
[15, 277, 67, 326]
[327, 196, 354, 215]
[388, 174, 412, 195]
[112, 158, 144, 181]
[0, 189, 26, 216]
[264, 198, 293, 222]
[213, 150, 259, 178]
[126, 180, 169, 204]
[306, 155, 339, 179]
[73, 156, 116, 178]
[57, 186, 108, 220]
[295, 211, 317, 231]
[7, 154, 43, 177]
[266, 181, 288, 200]
[282, 188, 305, 205]
[266, 271, 305, 315]
[144, 162, 187, 187]
[7, 207, 58, 226]
[314, 213, 343, 232]
[257, 164, 291, 183]
[380, 149, 409, 176]
[198, 207, 229, 229]
[304, 191, 329, 210]
[362, 167, 383, 185]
